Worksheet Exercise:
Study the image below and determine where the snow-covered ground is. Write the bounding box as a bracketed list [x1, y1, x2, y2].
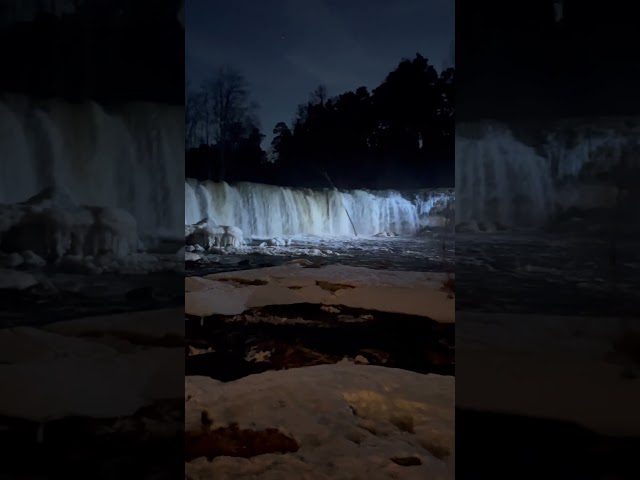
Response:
[186, 264, 454, 322]
[185, 364, 454, 480]
[185, 260, 455, 478]
[0, 307, 183, 434]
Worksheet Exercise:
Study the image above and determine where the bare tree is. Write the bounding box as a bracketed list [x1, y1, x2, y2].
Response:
[201, 66, 256, 180]
[309, 84, 328, 105]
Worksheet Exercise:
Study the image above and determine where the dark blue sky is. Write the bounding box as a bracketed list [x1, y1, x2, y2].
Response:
[186, 0, 454, 144]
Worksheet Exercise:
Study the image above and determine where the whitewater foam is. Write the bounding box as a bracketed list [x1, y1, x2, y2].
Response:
[456, 120, 640, 227]
[0, 94, 183, 238]
[185, 180, 453, 238]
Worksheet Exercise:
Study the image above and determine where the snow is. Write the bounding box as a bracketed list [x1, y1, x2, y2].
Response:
[0, 308, 184, 424]
[185, 364, 454, 480]
[456, 312, 640, 437]
[0, 189, 184, 275]
[185, 264, 454, 322]
[186, 220, 245, 249]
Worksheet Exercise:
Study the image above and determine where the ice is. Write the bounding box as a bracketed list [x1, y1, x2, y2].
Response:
[0, 188, 184, 274]
[185, 364, 454, 480]
[186, 221, 245, 250]
[0, 187, 139, 260]
[185, 180, 454, 237]
[0, 95, 183, 238]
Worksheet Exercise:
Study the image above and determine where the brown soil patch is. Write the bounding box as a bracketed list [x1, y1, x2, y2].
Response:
[185, 423, 299, 461]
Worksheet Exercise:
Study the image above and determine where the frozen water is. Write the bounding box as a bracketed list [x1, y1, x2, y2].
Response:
[0, 188, 139, 261]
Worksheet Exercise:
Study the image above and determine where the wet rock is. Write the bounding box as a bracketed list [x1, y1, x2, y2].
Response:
[390, 456, 422, 466]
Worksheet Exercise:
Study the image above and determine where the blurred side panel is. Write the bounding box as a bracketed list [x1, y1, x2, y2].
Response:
[455, 0, 640, 478]
[0, 1, 185, 479]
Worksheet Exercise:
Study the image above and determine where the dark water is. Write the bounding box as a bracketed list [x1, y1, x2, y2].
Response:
[186, 235, 455, 277]
[0, 272, 183, 329]
[456, 232, 640, 317]
[186, 304, 454, 382]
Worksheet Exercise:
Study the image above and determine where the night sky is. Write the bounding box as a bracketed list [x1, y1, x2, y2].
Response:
[186, 0, 454, 144]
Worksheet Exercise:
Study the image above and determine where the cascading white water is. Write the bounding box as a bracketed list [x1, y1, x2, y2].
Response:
[185, 179, 453, 238]
[0, 94, 184, 238]
[542, 120, 640, 180]
[456, 120, 639, 227]
[456, 124, 555, 226]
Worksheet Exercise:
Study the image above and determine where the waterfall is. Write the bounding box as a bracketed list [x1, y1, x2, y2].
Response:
[456, 120, 639, 227]
[0, 94, 184, 239]
[456, 124, 555, 226]
[185, 180, 454, 238]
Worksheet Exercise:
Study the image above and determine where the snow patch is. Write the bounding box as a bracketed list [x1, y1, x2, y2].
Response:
[185, 264, 454, 322]
[185, 364, 454, 479]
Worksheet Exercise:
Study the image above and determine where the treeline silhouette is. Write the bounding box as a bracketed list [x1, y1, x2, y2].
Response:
[186, 54, 454, 190]
[0, 0, 184, 105]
